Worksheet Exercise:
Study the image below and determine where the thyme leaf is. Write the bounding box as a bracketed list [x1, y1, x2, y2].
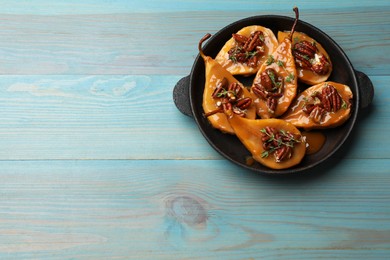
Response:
[261, 150, 269, 158]
[341, 99, 348, 109]
[260, 127, 301, 159]
[259, 33, 265, 42]
[245, 50, 258, 59]
[266, 55, 274, 65]
[229, 55, 237, 63]
[285, 73, 295, 83]
[267, 70, 282, 89]
[277, 60, 284, 67]
[216, 90, 236, 98]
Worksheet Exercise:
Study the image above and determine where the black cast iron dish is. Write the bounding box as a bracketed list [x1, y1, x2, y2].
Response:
[173, 14, 374, 174]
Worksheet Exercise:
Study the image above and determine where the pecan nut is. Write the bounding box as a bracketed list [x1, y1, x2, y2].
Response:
[211, 77, 228, 98]
[252, 84, 268, 100]
[310, 106, 326, 123]
[252, 68, 284, 114]
[232, 33, 248, 44]
[243, 31, 264, 52]
[294, 41, 317, 58]
[261, 127, 301, 162]
[235, 97, 252, 110]
[293, 40, 331, 75]
[247, 55, 258, 67]
[228, 31, 265, 67]
[228, 82, 242, 96]
[260, 70, 274, 91]
[267, 97, 277, 114]
[302, 84, 344, 123]
[293, 51, 313, 70]
[322, 84, 342, 112]
[312, 55, 330, 75]
[274, 146, 292, 162]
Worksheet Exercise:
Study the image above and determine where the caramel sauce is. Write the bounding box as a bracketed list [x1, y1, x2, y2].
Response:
[215, 25, 278, 76]
[228, 116, 306, 169]
[277, 31, 332, 85]
[282, 81, 353, 129]
[251, 35, 297, 119]
[201, 56, 257, 134]
[302, 131, 326, 155]
[245, 156, 255, 166]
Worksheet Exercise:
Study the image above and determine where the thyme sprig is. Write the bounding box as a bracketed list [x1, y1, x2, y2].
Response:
[267, 70, 282, 90]
[266, 55, 274, 65]
[260, 128, 301, 158]
[265, 55, 295, 83]
[216, 89, 237, 98]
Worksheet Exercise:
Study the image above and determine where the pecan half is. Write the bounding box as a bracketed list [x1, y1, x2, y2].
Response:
[235, 97, 252, 110]
[267, 97, 277, 114]
[310, 106, 326, 123]
[228, 31, 265, 67]
[261, 127, 301, 162]
[294, 41, 317, 58]
[274, 146, 292, 162]
[322, 84, 342, 112]
[312, 55, 330, 75]
[212, 78, 229, 98]
[228, 82, 241, 94]
[243, 31, 264, 52]
[252, 84, 268, 100]
[222, 101, 232, 113]
[302, 84, 344, 123]
[302, 103, 317, 114]
[261, 127, 277, 142]
[232, 33, 248, 44]
[252, 68, 284, 114]
[293, 51, 313, 70]
[293, 40, 330, 75]
[268, 92, 284, 98]
[260, 70, 274, 91]
[247, 55, 258, 67]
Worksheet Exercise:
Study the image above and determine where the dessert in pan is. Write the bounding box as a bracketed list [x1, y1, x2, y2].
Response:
[201, 8, 352, 170]
[173, 7, 373, 173]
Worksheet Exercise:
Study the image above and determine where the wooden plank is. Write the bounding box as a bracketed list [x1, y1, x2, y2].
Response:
[1, 0, 388, 14]
[0, 1, 388, 259]
[0, 74, 212, 159]
[0, 75, 386, 160]
[0, 7, 388, 75]
[0, 159, 388, 259]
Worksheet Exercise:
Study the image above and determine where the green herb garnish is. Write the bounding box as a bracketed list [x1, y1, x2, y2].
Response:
[341, 99, 348, 109]
[260, 128, 301, 158]
[285, 73, 295, 83]
[266, 55, 274, 65]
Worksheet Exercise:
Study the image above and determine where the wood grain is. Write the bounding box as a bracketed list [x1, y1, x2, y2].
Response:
[1, 0, 388, 14]
[0, 159, 388, 259]
[0, 75, 386, 160]
[0, 7, 389, 75]
[0, 1, 389, 259]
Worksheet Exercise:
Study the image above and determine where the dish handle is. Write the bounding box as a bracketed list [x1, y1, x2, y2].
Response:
[355, 70, 374, 109]
[173, 75, 193, 117]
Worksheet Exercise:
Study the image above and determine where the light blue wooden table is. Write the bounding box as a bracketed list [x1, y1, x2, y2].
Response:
[0, 1, 389, 259]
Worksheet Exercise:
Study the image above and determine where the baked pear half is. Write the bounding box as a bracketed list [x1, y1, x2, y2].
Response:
[199, 34, 256, 134]
[225, 110, 306, 170]
[282, 81, 353, 130]
[215, 25, 278, 76]
[278, 31, 332, 85]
